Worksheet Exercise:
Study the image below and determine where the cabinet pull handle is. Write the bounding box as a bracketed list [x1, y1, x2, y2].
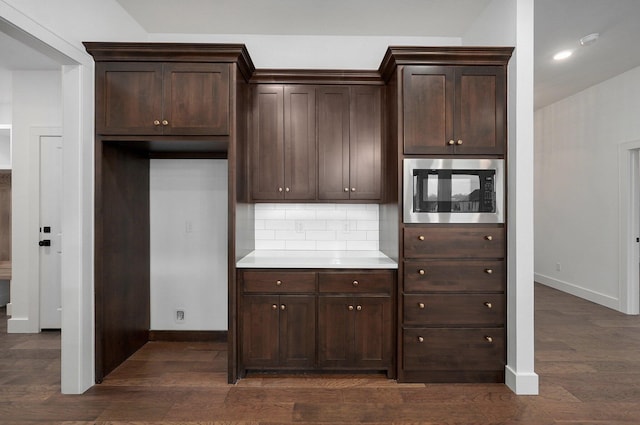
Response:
[484, 302, 493, 309]
[351, 188, 356, 192]
[418, 235, 425, 241]
[278, 187, 283, 192]
[484, 235, 493, 241]
[276, 280, 282, 286]
[344, 188, 349, 192]
[485, 336, 493, 343]
[456, 139, 463, 145]
[448, 140, 455, 146]
[356, 305, 362, 311]
[272, 304, 278, 310]
[285, 187, 290, 192]
[162, 119, 169, 126]
[153, 120, 161, 126]
[484, 269, 493, 275]
[418, 269, 425, 275]
[352, 280, 359, 287]
[280, 304, 286, 311]
[418, 302, 425, 309]
[348, 305, 354, 311]
[417, 336, 424, 343]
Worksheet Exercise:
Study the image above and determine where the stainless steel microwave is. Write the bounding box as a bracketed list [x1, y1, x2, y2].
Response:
[403, 158, 505, 224]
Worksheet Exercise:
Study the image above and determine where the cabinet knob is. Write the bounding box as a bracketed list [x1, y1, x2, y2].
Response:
[162, 119, 169, 126]
[418, 302, 425, 309]
[485, 336, 493, 343]
[348, 305, 354, 311]
[351, 188, 356, 192]
[153, 120, 161, 126]
[352, 280, 359, 287]
[484, 269, 494, 275]
[448, 140, 455, 146]
[272, 304, 278, 310]
[484, 235, 493, 241]
[280, 304, 286, 311]
[278, 187, 283, 192]
[418, 269, 425, 275]
[344, 188, 349, 192]
[418, 235, 425, 241]
[276, 280, 282, 286]
[285, 187, 290, 192]
[456, 139, 463, 145]
[356, 305, 362, 311]
[484, 302, 493, 309]
[417, 336, 424, 343]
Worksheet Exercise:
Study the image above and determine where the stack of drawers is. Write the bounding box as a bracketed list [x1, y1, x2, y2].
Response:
[400, 225, 506, 382]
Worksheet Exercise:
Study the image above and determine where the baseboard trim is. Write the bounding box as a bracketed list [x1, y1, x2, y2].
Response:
[148, 330, 227, 342]
[7, 316, 38, 333]
[505, 365, 538, 395]
[535, 273, 620, 312]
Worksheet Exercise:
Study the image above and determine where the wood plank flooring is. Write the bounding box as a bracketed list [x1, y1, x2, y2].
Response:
[1, 283, 639, 424]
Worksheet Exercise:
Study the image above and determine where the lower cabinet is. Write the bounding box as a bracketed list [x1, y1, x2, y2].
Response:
[238, 268, 396, 377]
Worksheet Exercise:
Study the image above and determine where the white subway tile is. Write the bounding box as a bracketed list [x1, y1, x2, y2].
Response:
[366, 231, 380, 241]
[255, 209, 287, 220]
[317, 240, 347, 250]
[285, 240, 317, 250]
[264, 220, 296, 231]
[346, 240, 379, 250]
[255, 240, 286, 250]
[254, 203, 277, 211]
[305, 230, 337, 241]
[357, 220, 378, 231]
[255, 229, 275, 240]
[285, 209, 317, 220]
[275, 230, 306, 240]
[326, 220, 348, 231]
[316, 209, 347, 220]
[346, 209, 378, 220]
[336, 231, 367, 241]
[297, 220, 327, 231]
[254, 219, 266, 230]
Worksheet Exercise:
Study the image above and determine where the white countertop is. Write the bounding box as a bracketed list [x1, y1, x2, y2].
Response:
[236, 250, 398, 269]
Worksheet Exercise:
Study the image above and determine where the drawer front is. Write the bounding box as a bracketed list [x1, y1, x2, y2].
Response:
[403, 294, 505, 325]
[318, 271, 394, 294]
[404, 260, 505, 292]
[403, 328, 505, 371]
[404, 226, 505, 259]
[242, 271, 316, 293]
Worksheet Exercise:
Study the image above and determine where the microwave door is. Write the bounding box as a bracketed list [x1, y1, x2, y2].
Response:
[413, 170, 452, 212]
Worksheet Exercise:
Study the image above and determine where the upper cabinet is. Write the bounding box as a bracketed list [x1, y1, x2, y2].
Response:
[95, 62, 230, 136]
[317, 86, 382, 201]
[251, 85, 316, 201]
[403, 65, 505, 155]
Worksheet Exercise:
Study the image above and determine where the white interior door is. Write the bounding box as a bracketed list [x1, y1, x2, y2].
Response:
[39, 135, 62, 329]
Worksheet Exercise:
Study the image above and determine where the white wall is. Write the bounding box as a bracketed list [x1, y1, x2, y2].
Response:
[150, 159, 228, 331]
[8, 71, 61, 333]
[535, 64, 640, 311]
[0, 67, 11, 122]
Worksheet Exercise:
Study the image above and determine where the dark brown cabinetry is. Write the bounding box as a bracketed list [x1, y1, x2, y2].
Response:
[251, 85, 316, 200]
[96, 62, 230, 135]
[403, 65, 505, 155]
[238, 268, 395, 377]
[400, 225, 506, 382]
[317, 271, 394, 374]
[317, 86, 382, 201]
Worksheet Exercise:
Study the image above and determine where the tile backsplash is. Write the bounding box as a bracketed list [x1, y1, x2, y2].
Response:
[255, 203, 379, 251]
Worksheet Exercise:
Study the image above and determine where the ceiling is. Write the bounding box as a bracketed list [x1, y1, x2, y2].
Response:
[3, 0, 640, 109]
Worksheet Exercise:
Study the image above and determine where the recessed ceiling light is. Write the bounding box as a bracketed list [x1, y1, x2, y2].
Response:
[580, 33, 599, 46]
[553, 50, 573, 61]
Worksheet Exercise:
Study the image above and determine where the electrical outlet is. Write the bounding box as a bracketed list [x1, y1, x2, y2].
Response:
[555, 262, 561, 271]
[175, 309, 185, 323]
[185, 220, 193, 233]
[295, 221, 304, 233]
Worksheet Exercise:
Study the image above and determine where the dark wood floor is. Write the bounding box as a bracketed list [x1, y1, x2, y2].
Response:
[1, 283, 639, 424]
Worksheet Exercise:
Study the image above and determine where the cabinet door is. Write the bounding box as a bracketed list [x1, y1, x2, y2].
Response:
[317, 87, 350, 200]
[96, 62, 163, 135]
[317, 296, 353, 367]
[349, 86, 381, 200]
[353, 296, 393, 368]
[279, 295, 316, 367]
[251, 85, 285, 200]
[284, 86, 316, 200]
[241, 295, 280, 367]
[162, 63, 230, 135]
[403, 66, 454, 155]
[454, 66, 505, 155]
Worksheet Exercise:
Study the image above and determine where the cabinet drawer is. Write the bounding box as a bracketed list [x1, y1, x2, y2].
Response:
[318, 271, 394, 294]
[403, 294, 505, 325]
[241, 271, 316, 293]
[404, 260, 505, 292]
[404, 226, 505, 259]
[403, 328, 505, 371]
